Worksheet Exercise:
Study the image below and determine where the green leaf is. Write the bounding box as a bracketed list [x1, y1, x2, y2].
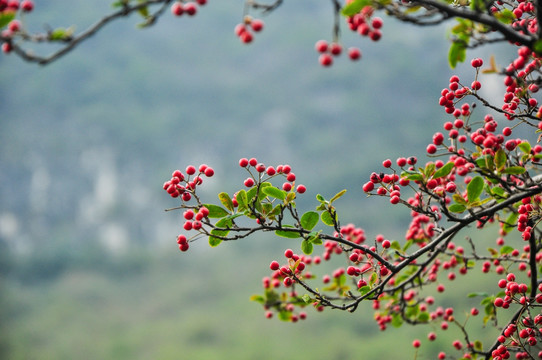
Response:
[358, 285, 371, 296]
[448, 40, 467, 69]
[218, 192, 234, 212]
[433, 162, 454, 179]
[490, 186, 506, 199]
[138, 5, 149, 17]
[202, 204, 230, 218]
[391, 313, 403, 328]
[300, 211, 319, 230]
[500, 245, 515, 255]
[246, 187, 258, 202]
[503, 166, 526, 175]
[503, 212, 519, 233]
[302, 294, 311, 304]
[467, 176, 484, 203]
[453, 193, 467, 205]
[0, 12, 15, 29]
[209, 234, 223, 247]
[390, 240, 401, 251]
[321, 210, 337, 226]
[262, 186, 287, 201]
[341, 0, 372, 16]
[301, 239, 313, 255]
[329, 189, 347, 204]
[424, 162, 436, 178]
[275, 226, 301, 239]
[278, 310, 292, 321]
[518, 142, 531, 154]
[448, 203, 466, 213]
[308, 231, 323, 245]
[401, 170, 424, 181]
[236, 190, 248, 211]
[250, 295, 265, 303]
[468, 292, 489, 298]
[417, 312, 430, 322]
[316, 194, 326, 203]
[474, 340, 483, 352]
[369, 272, 378, 286]
[495, 9, 516, 24]
[495, 148, 507, 171]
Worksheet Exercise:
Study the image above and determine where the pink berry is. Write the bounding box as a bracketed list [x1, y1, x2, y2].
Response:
[249, 158, 258, 166]
[171, 2, 184, 16]
[270, 261, 280, 270]
[296, 184, 307, 194]
[251, 19, 264, 32]
[186, 165, 196, 175]
[319, 53, 333, 67]
[184, 2, 197, 15]
[348, 47, 361, 61]
[330, 43, 342, 56]
[315, 40, 328, 53]
[239, 158, 249, 167]
[244, 178, 255, 187]
[284, 249, 294, 258]
[204, 167, 214, 177]
[21, 0, 32, 12]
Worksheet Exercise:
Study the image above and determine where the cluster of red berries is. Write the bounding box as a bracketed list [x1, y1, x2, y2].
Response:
[1, 0, 34, 53]
[491, 274, 542, 359]
[175, 206, 209, 251]
[163, 164, 215, 200]
[239, 157, 306, 194]
[234, 16, 264, 44]
[170, 0, 206, 17]
[345, 6, 383, 42]
[516, 196, 541, 241]
[314, 39, 361, 67]
[262, 248, 317, 321]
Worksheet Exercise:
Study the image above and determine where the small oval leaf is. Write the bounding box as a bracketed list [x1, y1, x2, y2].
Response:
[329, 189, 347, 204]
[467, 176, 484, 203]
[321, 210, 336, 226]
[300, 211, 319, 230]
[218, 192, 234, 212]
[433, 162, 454, 179]
[202, 204, 230, 218]
[262, 186, 286, 200]
[301, 239, 313, 255]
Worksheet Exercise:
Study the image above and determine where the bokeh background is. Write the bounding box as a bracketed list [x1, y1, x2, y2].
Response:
[1, 1, 508, 359]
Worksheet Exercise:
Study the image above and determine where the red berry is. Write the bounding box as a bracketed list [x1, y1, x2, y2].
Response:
[177, 235, 187, 245]
[371, 17, 383, 29]
[204, 167, 214, 177]
[239, 158, 249, 167]
[234, 24, 246, 36]
[348, 47, 361, 61]
[21, 0, 32, 12]
[2, 42, 12, 53]
[315, 40, 328, 53]
[183, 221, 193, 231]
[196, 0, 207, 4]
[249, 158, 258, 166]
[270, 261, 280, 271]
[283, 182, 292, 192]
[184, 210, 194, 220]
[251, 19, 264, 32]
[286, 173, 296, 182]
[330, 43, 342, 56]
[319, 53, 333, 67]
[282, 165, 292, 174]
[240, 31, 253, 44]
[284, 249, 294, 258]
[179, 242, 189, 251]
[184, 2, 197, 16]
[171, 2, 184, 16]
[296, 184, 306, 194]
[186, 165, 196, 175]
[412, 339, 421, 348]
[266, 166, 276, 176]
[244, 178, 255, 187]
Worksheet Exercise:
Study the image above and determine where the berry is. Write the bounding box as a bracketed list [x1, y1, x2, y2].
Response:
[186, 165, 196, 175]
[372, 17, 383, 29]
[348, 47, 361, 60]
[315, 40, 328, 53]
[251, 19, 264, 32]
[330, 43, 342, 56]
[270, 261, 280, 271]
[284, 249, 294, 258]
[20, 0, 32, 12]
[296, 184, 307, 193]
[184, 2, 197, 16]
[171, 2, 184, 16]
[249, 158, 258, 166]
[319, 53, 333, 67]
[239, 158, 249, 167]
[244, 178, 255, 187]
[204, 167, 214, 177]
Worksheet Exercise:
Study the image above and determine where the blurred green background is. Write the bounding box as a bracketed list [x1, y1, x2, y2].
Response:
[0, 1, 511, 359]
